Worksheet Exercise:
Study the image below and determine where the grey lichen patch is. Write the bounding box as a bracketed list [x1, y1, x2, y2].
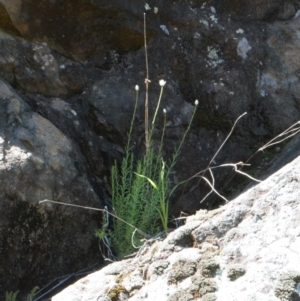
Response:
[168, 259, 197, 284]
[202, 292, 217, 301]
[237, 37, 252, 59]
[222, 228, 241, 244]
[191, 274, 218, 296]
[122, 268, 144, 292]
[227, 264, 246, 281]
[167, 290, 194, 301]
[103, 261, 131, 276]
[186, 252, 220, 300]
[199, 277, 218, 295]
[148, 260, 170, 281]
[7, 97, 23, 124]
[29, 155, 45, 170]
[274, 270, 300, 301]
[198, 253, 220, 277]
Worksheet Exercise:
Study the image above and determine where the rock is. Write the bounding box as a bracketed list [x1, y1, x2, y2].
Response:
[168, 259, 197, 284]
[274, 270, 300, 301]
[0, 0, 145, 62]
[52, 154, 300, 300]
[227, 264, 246, 281]
[0, 31, 87, 96]
[0, 79, 105, 293]
[236, 37, 252, 59]
[1, 0, 300, 296]
[0, 0, 300, 214]
[219, 0, 297, 20]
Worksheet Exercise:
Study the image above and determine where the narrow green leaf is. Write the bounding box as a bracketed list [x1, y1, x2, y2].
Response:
[134, 172, 158, 190]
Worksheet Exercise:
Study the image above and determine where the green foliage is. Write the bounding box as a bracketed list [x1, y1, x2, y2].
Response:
[111, 145, 164, 256]
[95, 16, 198, 259]
[95, 209, 110, 240]
[135, 158, 168, 234]
[109, 84, 198, 258]
[5, 291, 18, 301]
[5, 286, 39, 301]
[27, 286, 39, 301]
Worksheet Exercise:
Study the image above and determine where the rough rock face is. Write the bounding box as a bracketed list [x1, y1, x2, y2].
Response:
[1, 0, 300, 296]
[0, 78, 105, 293]
[52, 154, 300, 301]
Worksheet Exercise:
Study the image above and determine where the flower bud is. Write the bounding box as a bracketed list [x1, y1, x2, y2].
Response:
[159, 79, 166, 87]
[163, 108, 167, 114]
[135, 85, 139, 91]
[195, 99, 199, 106]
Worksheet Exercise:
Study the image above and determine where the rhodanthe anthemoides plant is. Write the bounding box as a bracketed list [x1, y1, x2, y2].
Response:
[95, 11, 200, 258]
[107, 78, 199, 257]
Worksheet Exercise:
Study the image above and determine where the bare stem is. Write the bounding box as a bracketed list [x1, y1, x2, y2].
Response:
[39, 199, 149, 238]
[221, 120, 300, 190]
[206, 112, 247, 169]
[144, 13, 150, 152]
[170, 112, 249, 209]
[152, 85, 164, 128]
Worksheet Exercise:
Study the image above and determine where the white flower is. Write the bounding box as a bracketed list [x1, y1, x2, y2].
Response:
[135, 85, 139, 91]
[163, 108, 167, 114]
[195, 99, 199, 105]
[159, 79, 166, 87]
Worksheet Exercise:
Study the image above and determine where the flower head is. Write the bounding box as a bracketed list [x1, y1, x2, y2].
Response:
[159, 79, 166, 87]
[194, 99, 199, 106]
[135, 85, 139, 91]
[163, 108, 167, 114]
[144, 3, 151, 10]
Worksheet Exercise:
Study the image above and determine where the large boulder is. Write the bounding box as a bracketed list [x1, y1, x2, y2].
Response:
[0, 79, 106, 294]
[0, 31, 87, 96]
[0, 0, 300, 296]
[52, 153, 300, 300]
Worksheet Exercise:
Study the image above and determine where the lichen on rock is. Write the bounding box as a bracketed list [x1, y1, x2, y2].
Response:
[274, 270, 300, 301]
[168, 259, 197, 284]
[227, 264, 246, 281]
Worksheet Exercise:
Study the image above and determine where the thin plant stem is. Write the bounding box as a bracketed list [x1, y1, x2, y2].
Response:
[39, 200, 149, 238]
[159, 160, 168, 233]
[144, 13, 150, 152]
[220, 120, 300, 191]
[126, 87, 139, 151]
[247, 120, 300, 163]
[189, 112, 247, 192]
[158, 110, 167, 157]
[152, 85, 164, 128]
[206, 112, 247, 169]
[168, 101, 199, 173]
[169, 112, 250, 209]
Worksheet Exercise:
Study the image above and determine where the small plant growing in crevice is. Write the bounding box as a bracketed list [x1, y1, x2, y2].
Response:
[104, 12, 199, 257]
[109, 78, 198, 257]
[5, 291, 18, 301]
